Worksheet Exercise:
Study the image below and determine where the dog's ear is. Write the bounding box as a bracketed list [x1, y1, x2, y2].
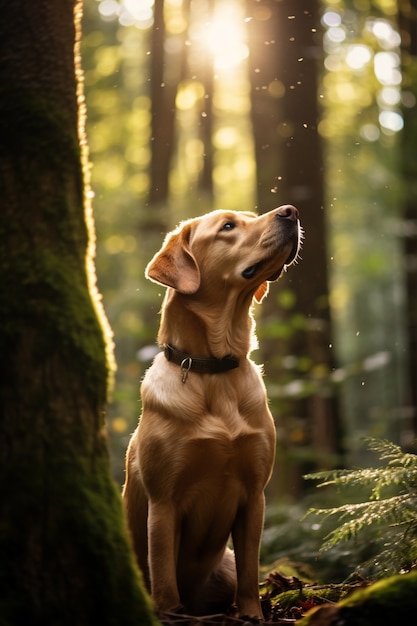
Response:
[253, 281, 269, 303]
[145, 224, 200, 294]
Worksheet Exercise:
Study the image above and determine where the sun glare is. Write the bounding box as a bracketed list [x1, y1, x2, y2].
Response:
[205, 11, 248, 71]
[198, 2, 249, 72]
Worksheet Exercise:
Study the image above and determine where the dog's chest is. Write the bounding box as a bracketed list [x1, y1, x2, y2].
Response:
[140, 361, 275, 503]
[141, 412, 274, 507]
[179, 429, 268, 508]
[191, 417, 269, 475]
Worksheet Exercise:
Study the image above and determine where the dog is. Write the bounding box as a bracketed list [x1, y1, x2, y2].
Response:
[123, 205, 302, 618]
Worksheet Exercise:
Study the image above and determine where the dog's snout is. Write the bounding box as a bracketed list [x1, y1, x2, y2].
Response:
[276, 205, 299, 222]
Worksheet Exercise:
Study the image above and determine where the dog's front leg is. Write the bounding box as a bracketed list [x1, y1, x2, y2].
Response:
[148, 501, 181, 613]
[232, 493, 265, 619]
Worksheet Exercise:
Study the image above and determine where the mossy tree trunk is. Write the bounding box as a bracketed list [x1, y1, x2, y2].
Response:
[0, 1, 157, 624]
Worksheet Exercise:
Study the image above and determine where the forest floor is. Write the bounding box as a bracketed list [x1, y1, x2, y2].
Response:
[158, 570, 370, 626]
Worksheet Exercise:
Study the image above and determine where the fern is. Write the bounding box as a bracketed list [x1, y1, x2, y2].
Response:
[304, 438, 417, 578]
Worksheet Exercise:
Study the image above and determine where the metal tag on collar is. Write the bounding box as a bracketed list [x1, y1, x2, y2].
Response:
[180, 357, 192, 383]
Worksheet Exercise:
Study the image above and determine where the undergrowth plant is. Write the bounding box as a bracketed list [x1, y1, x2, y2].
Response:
[304, 438, 417, 579]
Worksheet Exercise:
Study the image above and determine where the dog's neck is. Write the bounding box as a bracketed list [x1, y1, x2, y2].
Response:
[157, 288, 257, 359]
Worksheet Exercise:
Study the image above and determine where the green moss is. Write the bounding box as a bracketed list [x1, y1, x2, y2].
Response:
[300, 572, 417, 626]
[0, 449, 158, 626]
[0, 89, 112, 409]
[274, 587, 341, 610]
[1, 248, 108, 410]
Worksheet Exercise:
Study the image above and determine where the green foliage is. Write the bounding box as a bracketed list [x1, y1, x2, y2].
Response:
[304, 438, 417, 578]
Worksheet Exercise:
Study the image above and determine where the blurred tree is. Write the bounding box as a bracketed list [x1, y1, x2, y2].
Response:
[319, 0, 412, 464]
[150, 0, 216, 210]
[193, 0, 215, 196]
[0, 0, 157, 623]
[149, 0, 177, 211]
[247, 0, 342, 496]
[399, 0, 417, 443]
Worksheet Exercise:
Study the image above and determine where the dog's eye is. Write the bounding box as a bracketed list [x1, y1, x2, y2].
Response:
[220, 221, 236, 232]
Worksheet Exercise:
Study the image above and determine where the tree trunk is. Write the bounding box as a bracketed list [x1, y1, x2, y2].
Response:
[399, 0, 417, 445]
[247, 0, 342, 497]
[149, 0, 177, 212]
[0, 1, 157, 624]
[197, 0, 214, 197]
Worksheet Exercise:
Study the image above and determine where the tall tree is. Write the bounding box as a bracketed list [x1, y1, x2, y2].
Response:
[399, 0, 417, 443]
[0, 1, 157, 623]
[195, 0, 215, 197]
[149, 0, 177, 211]
[247, 0, 342, 496]
[149, 0, 215, 212]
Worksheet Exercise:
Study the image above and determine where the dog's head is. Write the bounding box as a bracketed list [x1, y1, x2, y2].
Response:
[146, 206, 302, 303]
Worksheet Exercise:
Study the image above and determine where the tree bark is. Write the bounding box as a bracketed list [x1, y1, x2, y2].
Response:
[0, 1, 157, 624]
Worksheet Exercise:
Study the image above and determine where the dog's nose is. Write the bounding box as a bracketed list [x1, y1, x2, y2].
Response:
[276, 205, 299, 222]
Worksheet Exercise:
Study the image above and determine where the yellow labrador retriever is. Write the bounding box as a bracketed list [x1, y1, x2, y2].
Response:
[123, 206, 301, 618]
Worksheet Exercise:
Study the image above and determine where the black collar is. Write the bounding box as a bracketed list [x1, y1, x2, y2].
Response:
[164, 344, 239, 376]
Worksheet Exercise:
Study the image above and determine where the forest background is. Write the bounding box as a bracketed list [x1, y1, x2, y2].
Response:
[82, 0, 416, 577]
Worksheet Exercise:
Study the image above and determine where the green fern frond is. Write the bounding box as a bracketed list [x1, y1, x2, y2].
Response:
[307, 493, 417, 548]
[303, 437, 417, 578]
[306, 466, 408, 489]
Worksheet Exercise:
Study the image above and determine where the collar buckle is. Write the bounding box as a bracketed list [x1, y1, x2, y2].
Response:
[180, 357, 193, 383]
